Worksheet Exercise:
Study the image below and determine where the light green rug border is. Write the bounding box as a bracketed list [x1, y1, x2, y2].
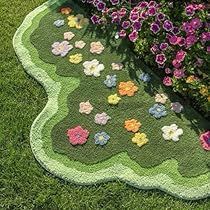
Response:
[13, 0, 210, 200]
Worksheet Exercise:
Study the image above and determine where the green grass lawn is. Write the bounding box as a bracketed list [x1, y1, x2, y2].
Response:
[1, 0, 210, 209]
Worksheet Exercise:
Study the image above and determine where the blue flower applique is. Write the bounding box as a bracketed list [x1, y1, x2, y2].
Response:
[94, 131, 110, 146]
[149, 103, 167, 119]
[104, 75, 117, 88]
[54, 19, 65, 27]
[139, 73, 151, 82]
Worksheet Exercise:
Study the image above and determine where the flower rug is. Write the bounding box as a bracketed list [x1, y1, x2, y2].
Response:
[13, 0, 210, 200]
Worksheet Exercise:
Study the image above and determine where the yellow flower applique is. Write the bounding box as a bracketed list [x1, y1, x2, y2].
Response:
[69, 54, 83, 64]
[108, 94, 121, 105]
[68, 14, 89, 29]
[132, 133, 148, 147]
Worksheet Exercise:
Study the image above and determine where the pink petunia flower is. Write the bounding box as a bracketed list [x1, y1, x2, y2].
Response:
[156, 53, 167, 65]
[129, 30, 138, 42]
[200, 131, 210, 151]
[176, 50, 187, 62]
[163, 76, 173, 86]
[165, 68, 172, 74]
[67, 126, 89, 145]
[173, 69, 185, 79]
[172, 59, 182, 68]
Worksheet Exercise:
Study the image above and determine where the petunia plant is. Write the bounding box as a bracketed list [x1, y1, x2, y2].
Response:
[79, 0, 210, 118]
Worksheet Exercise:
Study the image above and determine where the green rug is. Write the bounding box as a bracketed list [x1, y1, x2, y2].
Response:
[13, 0, 210, 200]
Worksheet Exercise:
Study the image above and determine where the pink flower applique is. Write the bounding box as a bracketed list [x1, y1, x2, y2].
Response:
[79, 101, 93, 114]
[67, 126, 89, 145]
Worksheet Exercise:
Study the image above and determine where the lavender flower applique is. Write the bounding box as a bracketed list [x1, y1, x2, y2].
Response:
[51, 41, 73, 57]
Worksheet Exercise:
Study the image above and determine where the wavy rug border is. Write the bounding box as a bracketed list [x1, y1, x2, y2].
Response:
[13, 0, 210, 200]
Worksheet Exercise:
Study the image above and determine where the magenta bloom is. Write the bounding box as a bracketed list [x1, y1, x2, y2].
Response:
[172, 27, 180, 35]
[191, 18, 202, 29]
[178, 37, 185, 46]
[132, 21, 142, 31]
[122, 20, 131, 29]
[207, 46, 210, 54]
[110, 0, 119, 5]
[200, 131, 210, 151]
[156, 53, 167, 65]
[163, 76, 173, 86]
[67, 126, 89, 145]
[140, 11, 148, 19]
[129, 30, 138, 42]
[160, 42, 168, 51]
[129, 12, 139, 22]
[119, 29, 126, 38]
[176, 50, 186, 62]
[185, 35, 197, 48]
[150, 44, 159, 54]
[201, 32, 210, 42]
[138, 1, 148, 8]
[182, 22, 194, 34]
[91, 15, 100, 24]
[111, 11, 120, 23]
[163, 20, 173, 31]
[173, 69, 185, 79]
[150, 23, 160, 34]
[156, 13, 165, 21]
[148, 1, 157, 7]
[148, 6, 157, 16]
[96, 1, 106, 11]
[165, 68, 171, 74]
[172, 59, 182, 68]
[169, 35, 182, 45]
[185, 4, 195, 16]
[119, 7, 127, 17]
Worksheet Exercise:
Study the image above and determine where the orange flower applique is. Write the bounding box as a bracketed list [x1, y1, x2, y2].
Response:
[119, 81, 138, 96]
[60, 7, 72, 15]
[124, 119, 141, 133]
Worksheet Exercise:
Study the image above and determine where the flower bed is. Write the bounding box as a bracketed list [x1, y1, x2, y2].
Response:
[80, 0, 210, 118]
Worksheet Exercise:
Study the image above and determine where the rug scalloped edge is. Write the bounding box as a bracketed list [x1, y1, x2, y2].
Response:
[13, 0, 210, 200]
